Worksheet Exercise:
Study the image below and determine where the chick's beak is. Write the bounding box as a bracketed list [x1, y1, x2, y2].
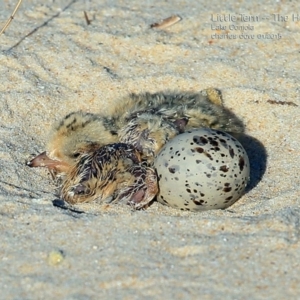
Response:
[27, 151, 70, 172]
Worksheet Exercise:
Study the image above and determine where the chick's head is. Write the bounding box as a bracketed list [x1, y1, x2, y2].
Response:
[28, 111, 118, 174]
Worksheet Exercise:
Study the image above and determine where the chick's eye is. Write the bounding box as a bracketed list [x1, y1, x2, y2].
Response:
[71, 153, 81, 159]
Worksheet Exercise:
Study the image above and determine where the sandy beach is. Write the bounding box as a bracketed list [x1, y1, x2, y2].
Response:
[1, 0, 300, 299]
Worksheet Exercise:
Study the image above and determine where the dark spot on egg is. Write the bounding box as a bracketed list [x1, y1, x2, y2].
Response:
[215, 130, 227, 136]
[193, 135, 208, 145]
[239, 156, 245, 171]
[193, 199, 205, 205]
[219, 165, 229, 172]
[196, 159, 201, 164]
[204, 152, 213, 160]
[229, 146, 235, 158]
[224, 196, 233, 203]
[209, 140, 219, 147]
[186, 188, 191, 193]
[195, 147, 204, 153]
[223, 186, 232, 192]
[168, 167, 176, 174]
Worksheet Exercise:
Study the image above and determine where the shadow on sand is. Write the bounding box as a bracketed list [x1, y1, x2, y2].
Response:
[233, 133, 268, 193]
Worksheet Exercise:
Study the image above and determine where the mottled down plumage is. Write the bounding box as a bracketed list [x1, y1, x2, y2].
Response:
[61, 143, 158, 209]
[108, 89, 244, 160]
[27, 88, 245, 209]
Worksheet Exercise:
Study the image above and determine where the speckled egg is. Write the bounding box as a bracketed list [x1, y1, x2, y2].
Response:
[154, 128, 250, 211]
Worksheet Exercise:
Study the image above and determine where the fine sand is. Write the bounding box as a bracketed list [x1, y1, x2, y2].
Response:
[1, 0, 300, 299]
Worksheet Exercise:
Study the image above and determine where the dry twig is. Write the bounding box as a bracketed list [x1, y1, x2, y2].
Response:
[150, 15, 181, 29]
[0, 0, 23, 35]
[84, 11, 91, 25]
[267, 99, 298, 107]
